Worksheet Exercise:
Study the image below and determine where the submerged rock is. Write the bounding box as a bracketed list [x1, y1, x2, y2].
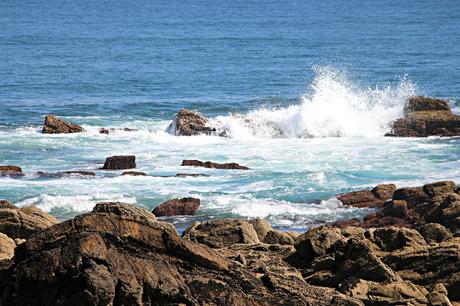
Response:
[152, 197, 201, 217]
[42, 114, 83, 134]
[0, 166, 24, 177]
[101, 155, 136, 170]
[37, 170, 96, 177]
[121, 171, 147, 176]
[181, 159, 249, 170]
[386, 96, 460, 137]
[167, 108, 216, 136]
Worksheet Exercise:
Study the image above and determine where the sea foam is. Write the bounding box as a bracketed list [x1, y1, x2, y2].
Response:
[211, 67, 415, 138]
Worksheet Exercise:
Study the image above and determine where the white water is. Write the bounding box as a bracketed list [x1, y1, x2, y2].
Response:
[212, 67, 415, 138]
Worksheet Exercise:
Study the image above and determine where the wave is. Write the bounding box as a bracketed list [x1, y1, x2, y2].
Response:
[210, 67, 415, 138]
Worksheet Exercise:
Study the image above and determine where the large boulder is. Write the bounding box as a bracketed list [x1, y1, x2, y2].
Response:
[337, 184, 396, 208]
[0, 166, 24, 177]
[167, 109, 216, 136]
[152, 197, 201, 217]
[181, 159, 249, 170]
[183, 219, 260, 248]
[42, 114, 84, 134]
[0, 232, 16, 260]
[0, 202, 352, 306]
[0, 200, 16, 209]
[386, 96, 460, 137]
[0, 206, 59, 239]
[101, 155, 136, 170]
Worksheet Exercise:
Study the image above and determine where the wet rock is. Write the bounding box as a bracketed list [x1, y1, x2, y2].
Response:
[0, 165, 24, 177]
[417, 223, 453, 244]
[101, 155, 136, 170]
[0, 206, 60, 239]
[0, 200, 16, 209]
[167, 108, 216, 136]
[99, 127, 138, 135]
[372, 183, 397, 200]
[152, 197, 201, 217]
[121, 171, 147, 176]
[337, 184, 396, 208]
[380, 200, 409, 219]
[0, 232, 15, 260]
[175, 173, 210, 177]
[37, 170, 96, 177]
[181, 159, 250, 170]
[393, 186, 430, 206]
[99, 128, 110, 134]
[42, 114, 83, 134]
[183, 219, 260, 248]
[387, 96, 460, 137]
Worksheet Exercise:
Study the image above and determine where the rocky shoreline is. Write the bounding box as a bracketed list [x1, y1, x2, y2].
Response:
[0, 180, 459, 305]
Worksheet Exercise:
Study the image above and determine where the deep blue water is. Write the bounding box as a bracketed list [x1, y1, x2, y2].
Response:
[0, 0, 459, 230]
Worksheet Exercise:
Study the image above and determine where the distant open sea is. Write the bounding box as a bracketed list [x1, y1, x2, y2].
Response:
[1, 0, 459, 231]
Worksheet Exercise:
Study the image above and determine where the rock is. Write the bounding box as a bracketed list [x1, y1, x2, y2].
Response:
[167, 108, 216, 136]
[0, 200, 16, 209]
[337, 190, 382, 208]
[0, 232, 15, 260]
[42, 114, 83, 134]
[0, 206, 59, 239]
[263, 230, 295, 245]
[380, 200, 409, 219]
[181, 159, 250, 170]
[183, 219, 260, 248]
[369, 227, 427, 252]
[99, 127, 137, 135]
[417, 223, 453, 244]
[0, 202, 347, 306]
[372, 184, 397, 200]
[152, 197, 201, 217]
[99, 128, 109, 134]
[294, 226, 344, 262]
[249, 218, 272, 241]
[101, 155, 136, 170]
[121, 171, 147, 176]
[424, 181, 457, 197]
[0, 165, 24, 177]
[387, 96, 460, 137]
[175, 173, 210, 177]
[427, 283, 453, 306]
[393, 186, 430, 206]
[37, 171, 96, 177]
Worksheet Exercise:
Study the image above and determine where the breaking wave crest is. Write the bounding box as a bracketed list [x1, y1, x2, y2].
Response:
[211, 67, 415, 138]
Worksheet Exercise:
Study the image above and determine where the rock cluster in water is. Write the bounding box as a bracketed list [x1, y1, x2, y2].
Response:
[386, 96, 460, 137]
[0, 180, 459, 305]
[167, 108, 217, 136]
[181, 159, 250, 170]
[42, 114, 84, 134]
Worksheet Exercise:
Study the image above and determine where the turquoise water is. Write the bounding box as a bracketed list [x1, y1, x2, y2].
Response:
[1, 0, 459, 231]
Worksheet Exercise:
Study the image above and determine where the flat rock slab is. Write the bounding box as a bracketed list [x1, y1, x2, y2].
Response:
[181, 159, 249, 170]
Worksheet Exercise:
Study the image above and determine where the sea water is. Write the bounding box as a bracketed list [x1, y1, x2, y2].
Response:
[1, 0, 459, 231]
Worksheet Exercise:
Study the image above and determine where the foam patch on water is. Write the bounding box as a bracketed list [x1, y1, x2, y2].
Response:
[16, 193, 137, 213]
[211, 67, 415, 138]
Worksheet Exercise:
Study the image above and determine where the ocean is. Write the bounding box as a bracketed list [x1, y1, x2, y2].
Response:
[1, 0, 459, 231]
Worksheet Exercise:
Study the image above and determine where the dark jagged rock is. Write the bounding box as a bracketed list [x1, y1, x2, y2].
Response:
[337, 184, 395, 208]
[121, 171, 147, 176]
[181, 159, 249, 170]
[152, 197, 201, 217]
[0, 202, 355, 306]
[386, 96, 460, 137]
[0, 206, 59, 239]
[168, 108, 216, 136]
[0, 200, 16, 209]
[101, 155, 136, 170]
[0, 166, 24, 177]
[175, 173, 210, 177]
[42, 114, 83, 134]
[99, 127, 138, 135]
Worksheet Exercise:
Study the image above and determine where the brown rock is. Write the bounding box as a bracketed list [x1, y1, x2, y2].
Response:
[167, 108, 216, 136]
[337, 190, 382, 208]
[424, 181, 457, 198]
[181, 159, 249, 170]
[294, 226, 344, 262]
[42, 114, 83, 134]
[405, 96, 451, 113]
[152, 197, 201, 217]
[393, 186, 430, 206]
[249, 218, 272, 241]
[121, 171, 147, 176]
[101, 155, 136, 170]
[0, 232, 15, 260]
[0, 165, 24, 177]
[175, 173, 210, 177]
[417, 223, 453, 244]
[380, 200, 409, 219]
[0, 206, 59, 239]
[372, 183, 397, 200]
[183, 219, 260, 248]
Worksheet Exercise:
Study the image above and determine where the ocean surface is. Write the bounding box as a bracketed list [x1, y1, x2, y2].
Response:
[1, 0, 459, 231]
